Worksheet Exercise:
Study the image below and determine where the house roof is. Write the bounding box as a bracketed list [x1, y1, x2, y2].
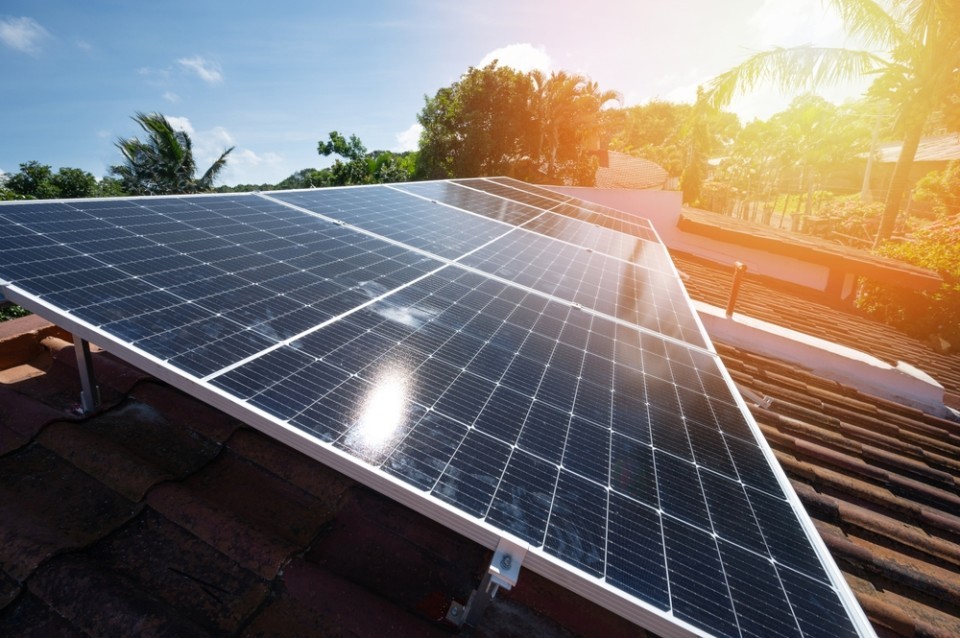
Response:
[677, 207, 943, 292]
[876, 133, 960, 164]
[716, 340, 960, 638]
[595, 151, 669, 190]
[3, 247, 960, 637]
[0, 317, 641, 638]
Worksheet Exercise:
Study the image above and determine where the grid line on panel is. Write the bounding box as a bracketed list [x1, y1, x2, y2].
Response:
[0, 181, 870, 638]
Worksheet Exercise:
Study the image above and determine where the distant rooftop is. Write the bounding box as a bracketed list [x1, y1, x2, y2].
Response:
[875, 133, 960, 164]
[678, 206, 943, 293]
[595, 151, 668, 190]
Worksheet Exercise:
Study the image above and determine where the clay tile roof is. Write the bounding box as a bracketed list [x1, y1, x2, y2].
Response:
[0, 317, 640, 638]
[716, 341, 960, 638]
[595, 151, 669, 190]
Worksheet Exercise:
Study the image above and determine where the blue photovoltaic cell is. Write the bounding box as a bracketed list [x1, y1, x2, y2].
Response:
[0, 194, 440, 377]
[0, 180, 866, 638]
[458, 227, 706, 346]
[392, 180, 545, 226]
[482, 176, 661, 242]
[269, 186, 514, 259]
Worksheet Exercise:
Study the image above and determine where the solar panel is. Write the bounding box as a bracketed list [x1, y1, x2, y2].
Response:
[0, 180, 874, 637]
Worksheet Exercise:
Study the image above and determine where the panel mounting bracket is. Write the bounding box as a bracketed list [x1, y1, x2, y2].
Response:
[73, 335, 100, 415]
[447, 536, 528, 627]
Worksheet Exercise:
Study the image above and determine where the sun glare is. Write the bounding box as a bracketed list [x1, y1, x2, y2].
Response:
[345, 368, 411, 462]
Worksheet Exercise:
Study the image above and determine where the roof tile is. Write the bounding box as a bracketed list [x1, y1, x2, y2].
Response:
[35, 398, 222, 502]
[0, 386, 67, 455]
[75, 507, 270, 633]
[28, 555, 211, 638]
[0, 443, 139, 582]
[0, 591, 85, 638]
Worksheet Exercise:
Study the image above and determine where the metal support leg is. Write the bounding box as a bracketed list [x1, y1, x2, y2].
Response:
[73, 336, 100, 414]
[448, 536, 528, 627]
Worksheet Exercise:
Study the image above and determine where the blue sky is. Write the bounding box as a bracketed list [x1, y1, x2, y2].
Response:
[1, 0, 868, 186]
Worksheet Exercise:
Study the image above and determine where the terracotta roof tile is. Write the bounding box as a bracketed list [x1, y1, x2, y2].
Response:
[595, 151, 668, 190]
[0, 443, 140, 581]
[0, 591, 85, 637]
[70, 507, 269, 633]
[28, 555, 213, 638]
[0, 386, 66, 455]
[717, 337, 960, 636]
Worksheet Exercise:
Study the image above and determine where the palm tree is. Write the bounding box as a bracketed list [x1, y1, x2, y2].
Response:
[531, 70, 620, 184]
[111, 112, 234, 195]
[705, 0, 960, 245]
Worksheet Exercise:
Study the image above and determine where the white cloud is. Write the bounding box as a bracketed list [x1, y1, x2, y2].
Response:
[232, 148, 282, 167]
[165, 115, 195, 136]
[479, 43, 551, 74]
[394, 123, 422, 152]
[162, 91, 181, 103]
[0, 16, 50, 54]
[220, 148, 284, 185]
[177, 55, 224, 84]
[75, 39, 92, 53]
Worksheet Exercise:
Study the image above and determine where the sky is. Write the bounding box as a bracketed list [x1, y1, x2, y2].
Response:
[0, 0, 873, 187]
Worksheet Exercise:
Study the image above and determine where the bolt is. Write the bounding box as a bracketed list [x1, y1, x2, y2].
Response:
[500, 554, 512, 570]
[450, 606, 459, 617]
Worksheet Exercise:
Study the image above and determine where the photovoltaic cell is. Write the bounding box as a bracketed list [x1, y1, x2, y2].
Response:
[0, 180, 870, 638]
[269, 186, 514, 259]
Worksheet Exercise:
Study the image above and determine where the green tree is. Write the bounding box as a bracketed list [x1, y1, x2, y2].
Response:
[417, 63, 536, 180]
[111, 112, 234, 195]
[416, 63, 616, 185]
[705, 0, 960, 244]
[530, 70, 620, 184]
[276, 168, 330, 189]
[6, 161, 59, 199]
[318, 131, 371, 185]
[370, 151, 417, 183]
[317, 132, 416, 186]
[605, 100, 692, 176]
[51, 167, 98, 198]
[858, 216, 960, 345]
[913, 160, 960, 216]
[3, 161, 98, 199]
[94, 176, 127, 198]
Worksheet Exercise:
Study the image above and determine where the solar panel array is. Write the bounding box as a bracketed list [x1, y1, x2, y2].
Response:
[0, 178, 872, 638]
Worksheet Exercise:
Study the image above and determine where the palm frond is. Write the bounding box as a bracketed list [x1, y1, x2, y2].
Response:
[825, 0, 903, 48]
[705, 46, 887, 110]
[197, 147, 235, 190]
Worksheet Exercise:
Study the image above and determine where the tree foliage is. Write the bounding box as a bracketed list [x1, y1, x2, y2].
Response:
[704, 0, 960, 243]
[857, 216, 960, 346]
[4, 161, 99, 199]
[110, 112, 234, 195]
[317, 131, 416, 186]
[913, 160, 960, 216]
[416, 63, 618, 185]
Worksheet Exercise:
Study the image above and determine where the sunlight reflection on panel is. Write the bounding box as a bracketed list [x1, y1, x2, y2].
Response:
[342, 365, 414, 464]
